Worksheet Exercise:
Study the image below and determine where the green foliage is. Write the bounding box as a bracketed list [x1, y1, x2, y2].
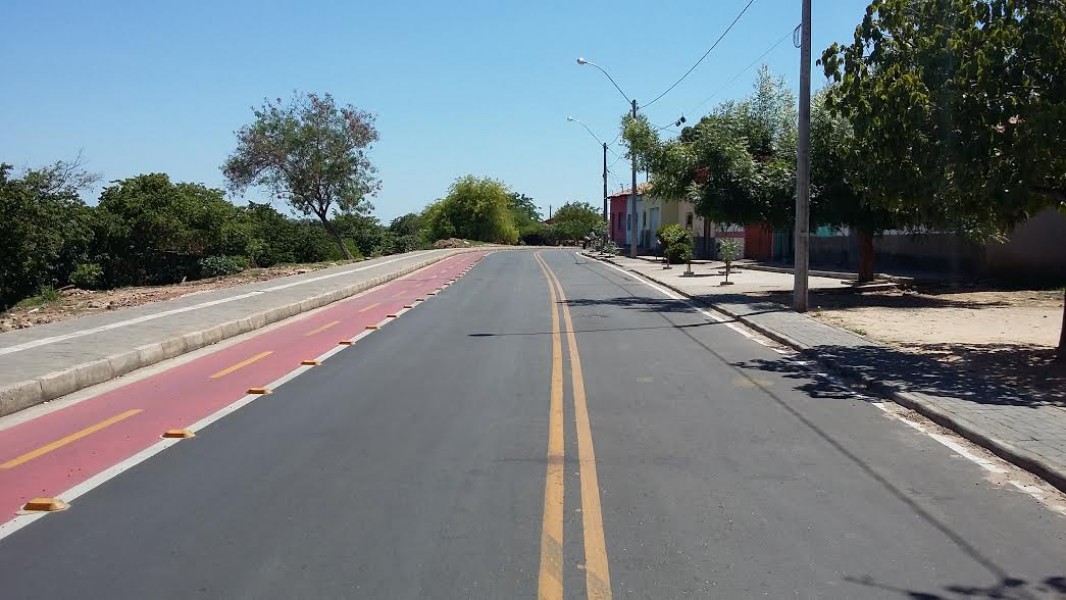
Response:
[198, 255, 248, 278]
[223, 92, 380, 259]
[657, 224, 694, 264]
[39, 285, 61, 303]
[508, 192, 541, 228]
[518, 222, 557, 246]
[550, 201, 603, 241]
[94, 174, 245, 286]
[719, 238, 743, 264]
[633, 67, 798, 228]
[423, 176, 519, 244]
[389, 213, 423, 237]
[820, 0, 1066, 239]
[0, 155, 426, 308]
[70, 263, 104, 290]
[0, 160, 98, 309]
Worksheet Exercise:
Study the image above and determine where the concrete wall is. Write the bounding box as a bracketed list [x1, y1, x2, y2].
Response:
[803, 208, 1066, 281]
[985, 209, 1066, 279]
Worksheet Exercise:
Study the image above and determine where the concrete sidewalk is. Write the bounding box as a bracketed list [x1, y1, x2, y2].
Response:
[0, 249, 479, 416]
[589, 252, 1066, 494]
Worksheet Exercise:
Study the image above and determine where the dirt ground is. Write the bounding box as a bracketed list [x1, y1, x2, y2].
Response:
[769, 285, 1066, 403]
[0, 261, 358, 333]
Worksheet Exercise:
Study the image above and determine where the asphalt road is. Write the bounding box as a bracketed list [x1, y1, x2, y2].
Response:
[0, 250, 1064, 599]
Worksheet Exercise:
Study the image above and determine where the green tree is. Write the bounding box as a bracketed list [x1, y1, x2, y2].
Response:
[222, 92, 380, 259]
[423, 176, 519, 244]
[821, 0, 1066, 352]
[508, 192, 542, 229]
[550, 201, 603, 241]
[0, 160, 98, 308]
[94, 174, 245, 285]
[389, 213, 423, 237]
[630, 67, 797, 229]
[821, 0, 1065, 235]
[811, 90, 903, 281]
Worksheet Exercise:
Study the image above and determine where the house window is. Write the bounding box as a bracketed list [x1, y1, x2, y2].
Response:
[686, 212, 694, 228]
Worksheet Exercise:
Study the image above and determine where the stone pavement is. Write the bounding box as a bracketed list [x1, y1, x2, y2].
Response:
[590, 252, 1066, 493]
[0, 249, 479, 416]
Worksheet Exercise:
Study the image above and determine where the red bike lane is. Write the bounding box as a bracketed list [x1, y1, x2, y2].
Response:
[0, 252, 486, 524]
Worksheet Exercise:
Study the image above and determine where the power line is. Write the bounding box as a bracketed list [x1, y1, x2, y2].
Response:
[642, 0, 759, 108]
[688, 28, 794, 115]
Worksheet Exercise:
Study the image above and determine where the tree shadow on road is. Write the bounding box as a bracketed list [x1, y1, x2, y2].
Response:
[736, 341, 1065, 407]
[561, 295, 703, 314]
[845, 574, 1066, 599]
[757, 289, 1013, 311]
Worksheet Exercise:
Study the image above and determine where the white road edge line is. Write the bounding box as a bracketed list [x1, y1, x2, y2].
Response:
[0, 255, 483, 541]
[585, 252, 1066, 516]
[583, 253, 769, 344]
[0, 251, 439, 356]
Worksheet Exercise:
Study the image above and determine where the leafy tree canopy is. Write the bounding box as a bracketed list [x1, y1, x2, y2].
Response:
[821, 0, 1066, 239]
[223, 92, 379, 258]
[423, 176, 519, 244]
[550, 201, 603, 241]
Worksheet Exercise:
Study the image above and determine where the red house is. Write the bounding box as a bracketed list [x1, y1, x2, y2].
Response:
[608, 192, 628, 245]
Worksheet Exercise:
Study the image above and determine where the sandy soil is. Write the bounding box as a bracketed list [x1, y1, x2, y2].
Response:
[0, 261, 359, 333]
[794, 286, 1066, 404]
[809, 288, 1063, 347]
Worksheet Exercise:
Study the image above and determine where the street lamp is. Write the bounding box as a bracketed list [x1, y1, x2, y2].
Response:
[577, 56, 639, 258]
[566, 116, 609, 227]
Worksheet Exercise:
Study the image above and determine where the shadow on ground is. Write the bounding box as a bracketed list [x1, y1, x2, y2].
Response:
[846, 574, 1066, 599]
[736, 341, 1065, 407]
[758, 289, 1013, 311]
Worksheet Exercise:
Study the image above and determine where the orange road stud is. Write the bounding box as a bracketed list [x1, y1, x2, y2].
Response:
[403, 304, 414, 309]
[387, 313, 398, 318]
[23, 498, 68, 512]
[415, 298, 426, 302]
[338, 340, 354, 345]
[247, 387, 272, 395]
[162, 429, 195, 439]
[301, 359, 322, 366]
[366, 325, 379, 330]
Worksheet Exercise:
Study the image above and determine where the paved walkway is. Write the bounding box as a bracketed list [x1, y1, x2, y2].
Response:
[591, 253, 1066, 493]
[0, 249, 476, 415]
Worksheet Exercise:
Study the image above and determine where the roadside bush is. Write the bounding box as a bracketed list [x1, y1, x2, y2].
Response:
[657, 224, 693, 264]
[70, 263, 104, 290]
[198, 255, 248, 278]
[39, 285, 61, 302]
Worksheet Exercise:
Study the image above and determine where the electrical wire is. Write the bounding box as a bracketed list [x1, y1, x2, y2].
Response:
[642, 0, 759, 108]
[687, 28, 794, 115]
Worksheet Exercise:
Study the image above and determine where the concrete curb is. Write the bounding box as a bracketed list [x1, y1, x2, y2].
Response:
[583, 252, 1066, 495]
[734, 261, 917, 284]
[0, 250, 476, 417]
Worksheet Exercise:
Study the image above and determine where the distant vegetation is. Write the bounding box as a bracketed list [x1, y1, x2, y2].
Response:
[0, 92, 608, 310]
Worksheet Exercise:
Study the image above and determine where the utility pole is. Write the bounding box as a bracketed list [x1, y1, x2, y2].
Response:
[602, 142, 608, 235]
[794, 0, 811, 312]
[630, 99, 639, 258]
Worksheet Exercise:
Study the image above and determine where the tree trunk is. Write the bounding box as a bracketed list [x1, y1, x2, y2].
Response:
[857, 230, 876, 283]
[1059, 288, 1066, 361]
[320, 216, 353, 260]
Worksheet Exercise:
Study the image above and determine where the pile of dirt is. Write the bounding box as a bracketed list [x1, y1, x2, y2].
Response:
[432, 238, 475, 249]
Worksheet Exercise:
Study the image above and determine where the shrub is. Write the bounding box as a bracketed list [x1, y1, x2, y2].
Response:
[39, 284, 61, 302]
[719, 238, 743, 264]
[70, 263, 104, 290]
[198, 255, 248, 278]
[657, 224, 693, 264]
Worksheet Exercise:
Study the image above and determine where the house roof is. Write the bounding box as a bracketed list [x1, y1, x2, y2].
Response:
[607, 183, 651, 199]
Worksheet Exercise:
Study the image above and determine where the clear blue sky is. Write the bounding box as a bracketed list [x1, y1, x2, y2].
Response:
[1, 0, 870, 222]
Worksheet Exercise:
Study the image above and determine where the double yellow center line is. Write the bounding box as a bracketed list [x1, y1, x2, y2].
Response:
[534, 252, 612, 600]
